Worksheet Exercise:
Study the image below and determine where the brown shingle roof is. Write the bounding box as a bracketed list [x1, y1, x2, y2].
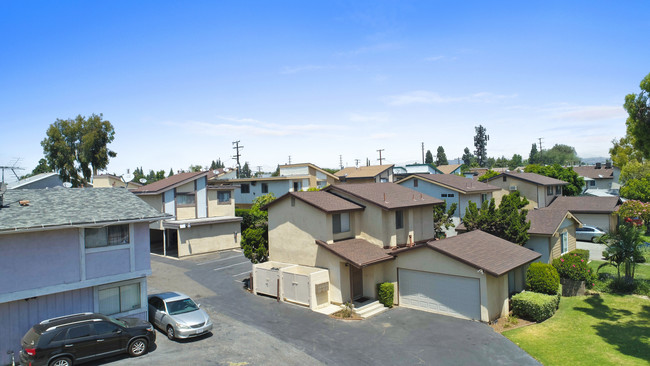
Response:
[547, 196, 622, 214]
[316, 239, 394, 268]
[404, 174, 500, 194]
[264, 191, 364, 213]
[487, 172, 568, 186]
[335, 165, 393, 179]
[572, 166, 614, 180]
[526, 209, 580, 236]
[436, 164, 462, 174]
[326, 183, 443, 210]
[132, 171, 206, 195]
[425, 230, 540, 276]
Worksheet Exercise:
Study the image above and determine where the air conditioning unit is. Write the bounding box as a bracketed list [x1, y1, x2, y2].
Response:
[509, 185, 518, 191]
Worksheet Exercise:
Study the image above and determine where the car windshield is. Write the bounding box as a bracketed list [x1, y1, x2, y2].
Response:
[166, 298, 199, 315]
[108, 318, 127, 327]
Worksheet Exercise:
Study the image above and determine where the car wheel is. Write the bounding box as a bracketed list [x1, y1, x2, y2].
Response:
[166, 325, 175, 340]
[50, 357, 72, 366]
[591, 236, 597, 243]
[129, 338, 148, 357]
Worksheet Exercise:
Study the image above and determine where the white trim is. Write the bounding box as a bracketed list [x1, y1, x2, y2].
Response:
[0, 270, 151, 303]
[79, 229, 86, 280]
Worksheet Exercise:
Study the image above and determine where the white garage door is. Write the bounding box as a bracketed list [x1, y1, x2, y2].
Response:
[399, 269, 480, 320]
[576, 214, 611, 233]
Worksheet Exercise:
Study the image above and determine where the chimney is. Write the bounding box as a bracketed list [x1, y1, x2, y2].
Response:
[605, 161, 612, 169]
[595, 162, 602, 169]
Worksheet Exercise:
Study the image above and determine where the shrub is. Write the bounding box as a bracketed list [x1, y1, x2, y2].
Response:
[526, 263, 560, 295]
[553, 253, 596, 289]
[235, 208, 254, 232]
[377, 282, 394, 308]
[569, 249, 590, 262]
[511, 291, 559, 322]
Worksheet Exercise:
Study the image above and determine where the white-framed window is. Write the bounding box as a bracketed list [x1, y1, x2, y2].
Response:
[85, 224, 130, 248]
[589, 180, 596, 187]
[333, 212, 350, 234]
[98, 281, 141, 315]
[556, 185, 562, 194]
[176, 193, 196, 205]
[481, 193, 488, 202]
[217, 191, 231, 204]
[561, 231, 568, 254]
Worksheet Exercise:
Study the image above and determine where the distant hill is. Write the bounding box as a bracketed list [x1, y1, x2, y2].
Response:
[581, 157, 609, 165]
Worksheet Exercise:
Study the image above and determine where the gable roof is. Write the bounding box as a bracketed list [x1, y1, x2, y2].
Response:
[325, 183, 443, 210]
[487, 172, 568, 186]
[315, 239, 394, 268]
[527, 209, 581, 236]
[547, 196, 622, 214]
[264, 191, 364, 213]
[279, 163, 340, 180]
[572, 166, 614, 180]
[0, 188, 168, 234]
[436, 164, 462, 174]
[7, 172, 61, 189]
[132, 171, 206, 195]
[398, 174, 500, 194]
[335, 165, 394, 179]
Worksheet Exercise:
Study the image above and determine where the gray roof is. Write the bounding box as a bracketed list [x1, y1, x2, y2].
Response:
[326, 183, 443, 210]
[402, 174, 500, 194]
[487, 172, 568, 186]
[7, 172, 62, 189]
[0, 188, 169, 233]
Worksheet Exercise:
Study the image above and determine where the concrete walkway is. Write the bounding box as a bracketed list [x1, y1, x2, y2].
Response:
[576, 240, 607, 261]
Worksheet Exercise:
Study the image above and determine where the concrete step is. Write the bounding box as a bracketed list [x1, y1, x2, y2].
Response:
[359, 305, 388, 319]
[355, 300, 388, 318]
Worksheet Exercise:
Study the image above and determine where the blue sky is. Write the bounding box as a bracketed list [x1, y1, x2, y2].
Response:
[1, 1, 648, 180]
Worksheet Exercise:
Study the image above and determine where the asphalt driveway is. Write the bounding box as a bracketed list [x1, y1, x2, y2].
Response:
[93, 250, 539, 366]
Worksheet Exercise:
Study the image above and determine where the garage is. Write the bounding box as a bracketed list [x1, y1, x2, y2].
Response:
[574, 213, 612, 233]
[399, 269, 481, 320]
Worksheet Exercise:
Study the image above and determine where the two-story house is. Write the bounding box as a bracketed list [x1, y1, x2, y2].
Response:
[0, 188, 166, 364]
[572, 163, 616, 196]
[258, 183, 539, 322]
[335, 164, 394, 183]
[133, 171, 241, 257]
[393, 164, 443, 180]
[485, 172, 568, 209]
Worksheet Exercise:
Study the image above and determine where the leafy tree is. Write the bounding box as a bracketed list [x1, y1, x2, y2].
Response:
[524, 164, 584, 196]
[609, 136, 643, 168]
[168, 168, 174, 177]
[509, 154, 523, 170]
[617, 200, 650, 223]
[598, 224, 645, 284]
[271, 165, 280, 177]
[433, 202, 457, 239]
[478, 169, 499, 182]
[528, 143, 539, 165]
[189, 164, 203, 172]
[41, 113, 116, 186]
[435, 146, 448, 166]
[620, 160, 650, 185]
[462, 191, 530, 245]
[241, 162, 252, 178]
[624, 72, 650, 159]
[241, 193, 276, 263]
[473, 125, 488, 167]
[133, 167, 146, 183]
[425, 150, 434, 164]
[485, 157, 496, 168]
[620, 177, 650, 202]
[494, 156, 509, 168]
[461, 147, 474, 167]
[541, 144, 580, 165]
[322, 168, 338, 175]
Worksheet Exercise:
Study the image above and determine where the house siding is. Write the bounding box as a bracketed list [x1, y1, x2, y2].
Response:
[177, 221, 241, 257]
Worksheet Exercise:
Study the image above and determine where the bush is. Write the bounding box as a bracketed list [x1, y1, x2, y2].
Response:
[526, 263, 560, 295]
[511, 291, 559, 322]
[553, 252, 596, 289]
[377, 282, 394, 308]
[235, 208, 254, 232]
[569, 249, 590, 262]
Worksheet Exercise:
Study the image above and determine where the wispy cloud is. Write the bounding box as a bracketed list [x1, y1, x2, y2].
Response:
[425, 55, 444, 62]
[369, 132, 396, 139]
[165, 116, 342, 137]
[553, 105, 626, 121]
[385, 90, 517, 106]
[336, 43, 399, 57]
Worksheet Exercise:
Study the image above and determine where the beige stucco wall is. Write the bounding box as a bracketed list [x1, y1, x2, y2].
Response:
[139, 194, 164, 229]
[176, 181, 195, 193]
[489, 178, 540, 209]
[176, 205, 196, 220]
[177, 221, 241, 257]
[207, 190, 235, 217]
[486, 274, 509, 320]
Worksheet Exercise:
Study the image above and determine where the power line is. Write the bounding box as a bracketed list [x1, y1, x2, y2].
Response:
[232, 141, 243, 178]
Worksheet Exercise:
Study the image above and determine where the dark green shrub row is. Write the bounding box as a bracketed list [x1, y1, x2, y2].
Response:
[526, 263, 560, 295]
[511, 291, 560, 322]
[377, 282, 394, 308]
[552, 252, 596, 289]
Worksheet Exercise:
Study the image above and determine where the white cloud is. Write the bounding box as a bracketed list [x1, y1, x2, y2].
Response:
[348, 113, 389, 123]
[425, 55, 444, 61]
[385, 91, 517, 106]
[553, 105, 626, 121]
[280, 65, 330, 74]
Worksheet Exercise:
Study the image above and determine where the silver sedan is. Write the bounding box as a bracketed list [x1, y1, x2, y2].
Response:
[148, 292, 213, 340]
[575, 225, 606, 242]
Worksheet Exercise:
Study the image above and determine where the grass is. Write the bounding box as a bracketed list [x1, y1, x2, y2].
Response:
[504, 294, 650, 365]
[590, 260, 650, 280]
[590, 260, 650, 296]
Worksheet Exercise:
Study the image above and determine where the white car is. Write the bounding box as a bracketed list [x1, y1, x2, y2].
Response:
[575, 225, 606, 242]
[148, 292, 213, 340]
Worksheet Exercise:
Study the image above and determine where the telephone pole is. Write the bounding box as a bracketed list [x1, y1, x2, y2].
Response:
[538, 137, 544, 162]
[421, 142, 425, 164]
[288, 155, 292, 165]
[354, 159, 360, 167]
[339, 155, 343, 169]
[232, 141, 243, 178]
[377, 149, 385, 165]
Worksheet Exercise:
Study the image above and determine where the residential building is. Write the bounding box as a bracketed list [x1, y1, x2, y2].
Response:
[335, 164, 394, 183]
[436, 164, 462, 175]
[7, 172, 63, 190]
[485, 172, 568, 209]
[259, 183, 539, 322]
[547, 196, 622, 233]
[572, 163, 617, 196]
[393, 164, 442, 181]
[524, 209, 582, 264]
[92, 174, 143, 190]
[133, 171, 241, 257]
[0, 188, 166, 365]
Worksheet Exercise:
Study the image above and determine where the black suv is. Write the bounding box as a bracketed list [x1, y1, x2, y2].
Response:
[19, 312, 156, 366]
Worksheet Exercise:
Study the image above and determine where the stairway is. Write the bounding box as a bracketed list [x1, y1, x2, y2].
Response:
[354, 300, 388, 319]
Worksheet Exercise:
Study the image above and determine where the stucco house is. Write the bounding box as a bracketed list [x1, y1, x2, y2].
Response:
[92, 173, 143, 190]
[0, 188, 166, 365]
[547, 196, 621, 233]
[259, 183, 539, 322]
[335, 164, 394, 183]
[211, 163, 339, 209]
[133, 171, 241, 257]
[485, 172, 568, 209]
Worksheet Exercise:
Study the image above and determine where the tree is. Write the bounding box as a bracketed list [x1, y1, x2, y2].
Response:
[271, 165, 280, 177]
[210, 159, 225, 170]
[620, 177, 650, 202]
[433, 202, 457, 239]
[624, 72, 650, 159]
[478, 169, 499, 182]
[241, 193, 276, 263]
[168, 168, 174, 177]
[473, 125, 488, 167]
[524, 164, 584, 196]
[528, 143, 539, 165]
[462, 191, 530, 245]
[41, 114, 116, 186]
[609, 136, 643, 168]
[241, 162, 252, 178]
[619, 160, 650, 185]
[617, 200, 650, 224]
[435, 146, 448, 166]
[509, 154, 523, 170]
[188, 164, 203, 172]
[133, 167, 146, 183]
[494, 156, 509, 168]
[462, 147, 474, 167]
[425, 150, 434, 164]
[541, 144, 580, 165]
[598, 224, 645, 285]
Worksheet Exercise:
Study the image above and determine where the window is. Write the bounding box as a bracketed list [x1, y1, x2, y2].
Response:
[589, 180, 596, 187]
[547, 186, 554, 195]
[333, 212, 350, 234]
[261, 183, 268, 193]
[241, 184, 250, 194]
[413, 179, 418, 187]
[502, 175, 507, 182]
[396, 210, 404, 230]
[98, 282, 141, 315]
[293, 181, 301, 192]
[481, 193, 488, 202]
[556, 185, 561, 195]
[441, 193, 455, 198]
[217, 191, 231, 203]
[85, 224, 129, 248]
[176, 193, 196, 205]
[561, 231, 568, 254]
[94, 322, 120, 335]
[67, 325, 91, 340]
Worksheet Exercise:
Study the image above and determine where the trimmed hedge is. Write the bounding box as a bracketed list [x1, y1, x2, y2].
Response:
[377, 282, 394, 308]
[511, 291, 560, 322]
[526, 263, 560, 295]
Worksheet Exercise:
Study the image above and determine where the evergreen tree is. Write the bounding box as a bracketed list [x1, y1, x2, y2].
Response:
[425, 150, 434, 164]
[462, 147, 473, 166]
[463, 191, 530, 245]
[473, 125, 488, 167]
[271, 165, 280, 177]
[168, 168, 174, 177]
[435, 146, 448, 166]
[241, 162, 252, 178]
[529, 143, 539, 164]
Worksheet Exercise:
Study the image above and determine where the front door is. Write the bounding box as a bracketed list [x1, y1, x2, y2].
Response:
[350, 266, 363, 300]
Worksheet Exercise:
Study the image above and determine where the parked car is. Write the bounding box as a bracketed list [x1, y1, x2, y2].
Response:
[148, 292, 213, 340]
[20, 312, 155, 366]
[575, 225, 606, 242]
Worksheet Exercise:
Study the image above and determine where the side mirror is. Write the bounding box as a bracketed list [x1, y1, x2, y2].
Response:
[197, 303, 201, 308]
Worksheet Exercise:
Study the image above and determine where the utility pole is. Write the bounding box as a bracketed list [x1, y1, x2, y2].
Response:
[421, 142, 425, 164]
[354, 159, 360, 167]
[339, 155, 343, 170]
[232, 141, 243, 178]
[377, 149, 385, 165]
[538, 137, 544, 163]
[288, 155, 292, 165]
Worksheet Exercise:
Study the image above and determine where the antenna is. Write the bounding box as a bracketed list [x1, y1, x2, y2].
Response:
[139, 178, 147, 184]
[339, 155, 343, 170]
[232, 140, 243, 178]
[0, 158, 25, 183]
[354, 159, 360, 168]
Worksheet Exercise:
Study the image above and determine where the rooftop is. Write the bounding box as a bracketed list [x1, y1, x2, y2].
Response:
[526, 209, 580, 236]
[335, 164, 394, 179]
[326, 182, 443, 210]
[316, 238, 394, 268]
[132, 171, 207, 195]
[572, 166, 614, 180]
[547, 196, 622, 214]
[265, 191, 364, 213]
[436, 164, 462, 174]
[487, 172, 568, 186]
[401, 174, 500, 194]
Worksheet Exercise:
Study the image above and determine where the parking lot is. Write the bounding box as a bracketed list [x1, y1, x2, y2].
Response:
[89, 250, 539, 366]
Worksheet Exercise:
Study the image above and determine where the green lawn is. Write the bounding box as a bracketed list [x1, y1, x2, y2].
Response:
[590, 260, 650, 280]
[504, 294, 650, 365]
